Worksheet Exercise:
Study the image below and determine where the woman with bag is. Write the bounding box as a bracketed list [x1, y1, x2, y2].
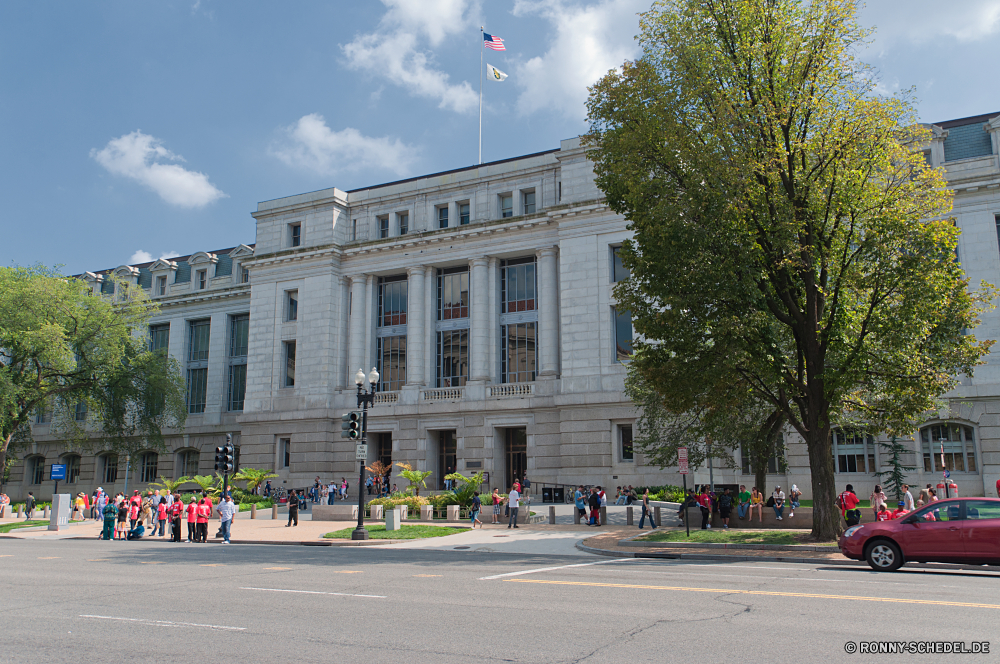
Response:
[869, 485, 887, 519]
[491, 488, 502, 524]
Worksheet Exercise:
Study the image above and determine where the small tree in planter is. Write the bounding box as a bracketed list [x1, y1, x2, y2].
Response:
[874, 436, 915, 502]
[395, 462, 432, 497]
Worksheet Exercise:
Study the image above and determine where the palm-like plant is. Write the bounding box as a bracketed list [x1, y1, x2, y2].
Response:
[232, 467, 278, 494]
[443, 471, 485, 505]
[188, 474, 216, 495]
[150, 475, 190, 495]
[395, 462, 432, 497]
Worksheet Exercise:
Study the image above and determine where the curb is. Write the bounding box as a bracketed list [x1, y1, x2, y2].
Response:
[620, 538, 840, 552]
[62, 536, 412, 546]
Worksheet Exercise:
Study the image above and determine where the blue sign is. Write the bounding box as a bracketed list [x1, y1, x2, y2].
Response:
[944, 470, 951, 479]
[50, 464, 66, 481]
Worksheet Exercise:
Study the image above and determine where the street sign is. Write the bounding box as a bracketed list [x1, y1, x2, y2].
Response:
[355, 444, 368, 460]
[50, 464, 66, 481]
[678, 447, 689, 475]
[944, 470, 951, 479]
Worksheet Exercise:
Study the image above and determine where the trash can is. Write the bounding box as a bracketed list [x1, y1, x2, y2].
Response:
[554, 487, 565, 503]
[542, 488, 554, 503]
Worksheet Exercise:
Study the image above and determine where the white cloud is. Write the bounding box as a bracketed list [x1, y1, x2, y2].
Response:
[270, 113, 419, 177]
[341, 0, 479, 113]
[91, 131, 226, 208]
[861, 0, 1000, 45]
[512, 0, 646, 122]
[129, 250, 179, 264]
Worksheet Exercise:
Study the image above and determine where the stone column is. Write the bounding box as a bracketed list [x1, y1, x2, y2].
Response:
[425, 266, 436, 387]
[470, 257, 490, 382]
[336, 276, 348, 390]
[488, 256, 499, 382]
[537, 247, 559, 377]
[406, 266, 425, 386]
[364, 275, 375, 374]
[348, 275, 367, 385]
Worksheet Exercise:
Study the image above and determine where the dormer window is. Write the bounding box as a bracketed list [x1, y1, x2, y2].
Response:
[197, 270, 207, 290]
[157, 276, 167, 296]
[241, 266, 250, 283]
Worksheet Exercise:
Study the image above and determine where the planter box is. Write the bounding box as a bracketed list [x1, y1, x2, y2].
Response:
[312, 505, 358, 521]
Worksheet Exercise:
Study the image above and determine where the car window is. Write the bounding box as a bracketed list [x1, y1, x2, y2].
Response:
[965, 501, 1000, 520]
[909, 501, 960, 522]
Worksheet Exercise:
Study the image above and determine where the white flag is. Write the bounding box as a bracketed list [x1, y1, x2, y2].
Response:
[486, 64, 508, 82]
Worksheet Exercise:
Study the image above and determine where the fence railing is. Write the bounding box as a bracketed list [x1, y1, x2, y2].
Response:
[373, 391, 399, 405]
[421, 387, 464, 401]
[488, 383, 534, 398]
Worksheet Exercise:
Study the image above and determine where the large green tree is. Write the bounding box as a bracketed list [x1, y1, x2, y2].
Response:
[586, 0, 993, 538]
[0, 265, 187, 491]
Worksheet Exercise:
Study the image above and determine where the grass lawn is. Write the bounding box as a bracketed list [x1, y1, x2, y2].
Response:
[323, 524, 467, 540]
[635, 529, 837, 546]
[0, 520, 48, 534]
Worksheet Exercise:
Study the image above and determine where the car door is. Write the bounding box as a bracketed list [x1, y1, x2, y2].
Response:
[962, 500, 1000, 563]
[895, 501, 965, 561]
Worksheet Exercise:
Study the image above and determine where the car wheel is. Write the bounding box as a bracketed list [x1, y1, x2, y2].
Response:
[866, 540, 903, 572]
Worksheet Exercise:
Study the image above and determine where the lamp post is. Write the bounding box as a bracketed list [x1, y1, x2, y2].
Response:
[352, 367, 379, 541]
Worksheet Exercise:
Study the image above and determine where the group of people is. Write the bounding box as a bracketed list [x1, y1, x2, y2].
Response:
[92, 487, 238, 544]
[365, 474, 397, 498]
[308, 477, 350, 504]
[675, 484, 803, 529]
[574, 485, 608, 526]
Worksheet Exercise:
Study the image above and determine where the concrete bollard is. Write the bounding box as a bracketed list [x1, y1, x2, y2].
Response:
[385, 507, 402, 531]
[271, 504, 278, 520]
[370, 504, 384, 520]
[446, 505, 460, 522]
[548, 505, 556, 524]
[654, 506, 661, 527]
[627, 506, 634, 525]
[17, 504, 24, 518]
[420, 505, 434, 521]
[399, 505, 408, 520]
[573, 507, 581, 524]
[600, 506, 607, 526]
[250, 504, 256, 519]
[44, 506, 50, 519]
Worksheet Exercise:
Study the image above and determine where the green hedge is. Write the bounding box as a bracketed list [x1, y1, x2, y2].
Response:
[366, 496, 429, 512]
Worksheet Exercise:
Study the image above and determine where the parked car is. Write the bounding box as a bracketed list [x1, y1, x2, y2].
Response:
[839, 497, 1000, 571]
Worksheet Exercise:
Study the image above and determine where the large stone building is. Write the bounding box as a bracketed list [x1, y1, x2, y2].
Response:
[8, 113, 1000, 502]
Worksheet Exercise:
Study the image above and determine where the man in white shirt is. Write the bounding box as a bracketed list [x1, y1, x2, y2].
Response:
[507, 486, 520, 529]
[902, 484, 915, 511]
[217, 495, 236, 544]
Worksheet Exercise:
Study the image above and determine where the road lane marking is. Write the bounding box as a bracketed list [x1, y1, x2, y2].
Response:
[479, 558, 632, 580]
[86, 559, 109, 562]
[241, 587, 386, 599]
[79, 615, 245, 631]
[413, 574, 442, 577]
[200, 564, 224, 567]
[505, 579, 1000, 609]
[333, 571, 363, 574]
[264, 567, 291, 570]
[139, 561, 163, 564]
[0, 555, 12, 558]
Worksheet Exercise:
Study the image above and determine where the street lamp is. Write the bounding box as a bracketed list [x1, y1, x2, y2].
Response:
[351, 367, 379, 540]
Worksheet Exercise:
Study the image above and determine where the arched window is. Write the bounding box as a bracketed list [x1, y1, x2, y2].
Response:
[99, 454, 119, 484]
[26, 456, 45, 485]
[140, 452, 159, 483]
[61, 455, 81, 484]
[177, 449, 200, 477]
[920, 423, 977, 473]
[831, 428, 876, 473]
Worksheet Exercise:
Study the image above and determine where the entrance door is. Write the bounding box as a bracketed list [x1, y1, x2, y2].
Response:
[504, 428, 527, 490]
[438, 431, 457, 490]
[376, 433, 392, 469]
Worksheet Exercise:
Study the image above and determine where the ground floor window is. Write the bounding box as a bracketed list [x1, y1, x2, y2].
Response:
[832, 428, 876, 473]
[140, 453, 159, 483]
[63, 455, 81, 484]
[100, 454, 118, 483]
[921, 423, 977, 473]
[27, 456, 44, 484]
[619, 424, 634, 462]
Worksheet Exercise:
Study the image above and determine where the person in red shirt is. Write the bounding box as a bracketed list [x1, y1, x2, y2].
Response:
[996, 478, 1000, 499]
[156, 501, 167, 537]
[876, 506, 892, 521]
[185, 498, 198, 542]
[170, 496, 184, 542]
[890, 501, 909, 519]
[196, 499, 211, 543]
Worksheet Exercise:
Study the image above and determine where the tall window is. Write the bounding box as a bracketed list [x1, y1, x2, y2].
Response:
[35, 404, 50, 424]
[150, 324, 170, 354]
[398, 212, 408, 235]
[831, 428, 876, 473]
[522, 190, 535, 214]
[28, 456, 44, 484]
[197, 270, 207, 290]
[241, 266, 250, 283]
[280, 438, 291, 469]
[921, 423, 977, 473]
[377, 276, 407, 391]
[611, 246, 630, 282]
[178, 449, 200, 477]
[379, 216, 389, 239]
[436, 267, 470, 387]
[64, 455, 81, 484]
[459, 203, 470, 225]
[500, 257, 537, 383]
[284, 340, 296, 387]
[285, 290, 298, 322]
[74, 401, 88, 422]
[290, 223, 301, 247]
[101, 454, 118, 483]
[187, 319, 210, 413]
[438, 206, 449, 229]
[613, 307, 633, 361]
[156, 276, 167, 296]
[620, 424, 634, 462]
[352, 219, 358, 241]
[500, 194, 513, 218]
[140, 452, 158, 483]
[228, 314, 249, 411]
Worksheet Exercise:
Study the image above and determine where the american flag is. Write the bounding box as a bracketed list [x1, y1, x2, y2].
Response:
[483, 32, 505, 51]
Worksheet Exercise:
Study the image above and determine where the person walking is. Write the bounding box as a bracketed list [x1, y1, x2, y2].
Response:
[771, 486, 785, 521]
[195, 498, 211, 542]
[639, 488, 657, 530]
[574, 486, 587, 525]
[718, 488, 733, 529]
[287, 490, 299, 527]
[506, 485, 520, 529]
[170, 495, 183, 542]
[100, 500, 117, 540]
[218, 494, 236, 544]
[0, 492, 8, 518]
[470, 492, 483, 528]
[737, 485, 750, 520]
[186, 497, 198, 542]
[902, 484, 915, 512]
[491, 488, 502, 524]
[837, 484, 861, 526]
[24, 492, 36, 520]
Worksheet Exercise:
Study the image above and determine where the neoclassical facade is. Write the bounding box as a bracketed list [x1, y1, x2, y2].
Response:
[8, 114, 1000, 501]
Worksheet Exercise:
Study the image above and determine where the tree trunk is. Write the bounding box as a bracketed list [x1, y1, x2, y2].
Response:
[754, 468, 767, 500]
[0, 432, 11, 494]
[806, 424, 841, 540]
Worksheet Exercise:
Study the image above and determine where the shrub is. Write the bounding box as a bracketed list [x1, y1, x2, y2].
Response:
[366, 496, 428, 512]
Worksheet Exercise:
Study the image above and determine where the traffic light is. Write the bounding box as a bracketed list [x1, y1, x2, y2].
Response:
[214, 435, 235, 472]
[341, 412, 361, 440]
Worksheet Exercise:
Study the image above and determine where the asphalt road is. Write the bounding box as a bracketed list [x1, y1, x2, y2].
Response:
[2, 538, 999, 663]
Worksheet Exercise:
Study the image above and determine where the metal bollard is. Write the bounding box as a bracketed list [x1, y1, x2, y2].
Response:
[44, 506, 50, 519]
[600, 506, 607, 526]
[271, 504, 278, 520]
[654, 506, 661, 527]
[573, 506, 581, 524]
[17, 504, 24, 518]
[627, 506, 634, 525]
[548, 505, 556, 524]
[251, 503, 256, 519]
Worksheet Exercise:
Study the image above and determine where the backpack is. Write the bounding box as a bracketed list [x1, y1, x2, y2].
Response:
[765, 496, 775, 507]
[845, 509, 862, 526]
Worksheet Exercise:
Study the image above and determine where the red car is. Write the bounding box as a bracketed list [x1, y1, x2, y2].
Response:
[839, 497, 1000, 571]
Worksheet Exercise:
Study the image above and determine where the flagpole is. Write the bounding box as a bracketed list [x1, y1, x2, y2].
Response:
[479, 26, 483, 165]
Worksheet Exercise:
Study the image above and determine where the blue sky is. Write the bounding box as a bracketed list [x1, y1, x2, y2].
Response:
[2, 0, 999, 275]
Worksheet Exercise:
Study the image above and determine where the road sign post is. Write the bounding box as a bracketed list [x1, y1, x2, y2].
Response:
[50, 463, 66, 497]
[678, 447, 689, 537]
[355, 444, 368, 461]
